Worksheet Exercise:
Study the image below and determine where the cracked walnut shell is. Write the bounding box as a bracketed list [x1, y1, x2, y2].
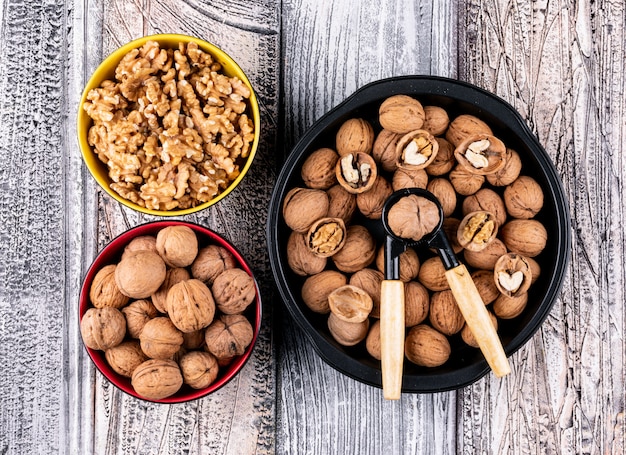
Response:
[494, 253, 532, 297]
[395, 129, 439, 170]
[166, 279, 216, 332]
[327, 284, 373, 323]
[131, 359, 183, 400]
[306, 217, 346, 257]
[204, 313, 254, 359]
[454, 134, 506, 175]
[336, 152, 378, 194]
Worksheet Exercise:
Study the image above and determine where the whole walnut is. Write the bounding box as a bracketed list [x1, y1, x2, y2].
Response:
[156, 225, 199, 268]
[139, 317, 184, 359]
[386, 194, 440, 242]
[503, 175, 544, 219]
[391, 167, 428, 191]
[122, 299, 158, 338]
[182, 330, 206, 350]
[286, 231, 327, 276]
[131, 359, 183, 400]
[445, 114, 493, 148]
[179, 351, 219, 389]
[89, 264, 130, 309]
[500, 219, 547, 257]
[151, 267, 191, 313]
[80, 307, 126, 351]
[426, 178, 456, 217]
[166, 279, 216, 332]
[471, 269, 500, 305]
[379, 95, 425, 134]
[349, 268, 383, 318]
[115, 250, 166, 299]
[121, 235, 157, 260]
[282, 187, 329, 233]
[372, 129, 403, 172]
[365, 320, 381, 360]
[429, 290, 465, 335]
[212, 268, 256, 315]
[404, 324, 451, 367]
[327, 312, 369, 346]
[301, 147, 339, 189]
[461, 311, 498, 348]
[487, 148, 522, 187]
[356, 175, 393, 220]
[331, 225, 376, 273]
[493, 292, 528, 319]
[191, 245, 237, 286]
[404, 281, 429, 327]
[326, 184, 357, 224]
[105, 340, 148, 377]
[417, 256, 450, 291]
[204, 314, 254, 359]
[335, 118, 375, 156]
[463, 238, 508, 270]
[301, 270, 348, 314]
[425, 137, 455, 176]
[375, 246, 420, 283]
[421, 105, 450, 136]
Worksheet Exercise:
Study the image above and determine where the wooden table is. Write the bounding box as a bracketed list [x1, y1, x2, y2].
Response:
[1, 0, 624, 453]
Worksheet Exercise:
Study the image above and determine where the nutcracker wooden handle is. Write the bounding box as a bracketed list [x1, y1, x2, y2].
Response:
[380, 279, 405, 400]
[445, 264, 511, 377]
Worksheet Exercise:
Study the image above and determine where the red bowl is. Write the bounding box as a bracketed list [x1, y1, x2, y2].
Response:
[79, 221, 262, 403]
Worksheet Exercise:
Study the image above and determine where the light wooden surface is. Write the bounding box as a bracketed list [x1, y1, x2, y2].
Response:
[0, 0, 624, 454]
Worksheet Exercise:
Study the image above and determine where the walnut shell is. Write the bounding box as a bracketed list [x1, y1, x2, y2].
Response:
[349, 268, 383, 318]
[286, 231, 328, 276]
[305, 217, 347, 257]
[417, 256, 450, 291]
[503, 175, 544, 219]
[463, 238, 508, 270]
[335, 152, 378, 194]
[500, 219, 547, 257]
[395, 129, 439, 170]
[379, 95, 425, 134]
[327, 312, 369, 346]
[131, 359, 183, 400]
[422, 105, 450, 136]
[156, 225, 199, 268]
[365, 320, 381, 360]
[449, 164, 485, 196]
[426, 178, 456, 217]
[121, 299, 158, 339]
[80, 307, 126, 351]
[375, 246, 420, 283]
[121, 235, 157, 260]
[115, 250, 166, 299]
[105, 340, 148, 378]
[179, 351, 219, 389]
[429, 290, 465, 335]
[204, 314, 254, 359]
[405, 324, 451, 367]
[336, 118, 375, 156]
[457, 211, 498, 252]
[391, 167, 429, 191]
[282, 187, 330, 233]
[139, 317, 183, 359]
[327, 284, 373, 323]
[167, 279, 216, 332]
[212, 268, 256, 315]
[454, 134, 506, 175]
[191, 245, 237, 286]
[302, 270, 348, 314]
[301, 147, 339, 189]
[494, 253, 532, 297]
[356, 175, 393, 220]
[493, 292, 528, 319]
[486, 148, 522, 186]
[151, 267, 191, 314]
[425, 137, 455, 176]
[89, 264, 130, 309]
[386, 194, 440, 242]
[372, 129, 403, 172]
[404, 281, 429, 327]
[326, 184, 357, 224]
[462, 188, 507, 227]
[445, 114, 493, 148]
[331, 225, 376, 273]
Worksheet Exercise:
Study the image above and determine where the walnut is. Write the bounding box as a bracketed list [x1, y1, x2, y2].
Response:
[105, 340, 148, 377]
[356, 175, 393, 220]
[349, 268, 383, 318]
[429, 290, 465, 335]
[211, 268, 256, 315]
[463, 238, 507, 270]
[115, 250, 166, 299]
[166, 279, 216, 332]
[191, 245, 237, 286]
[331, 225, 376, 273]
[426, 178, 456, 217]
[305, 217, 346, 257]
[335, 118, 375, 156]
[404, 280, 429, 327]
[455, 134, 507, 175]
[461, 311, 498, 348]
[327, 312, 369, 346]
[80, 307, 126, 351]
[404, 324, 451, 367]
[462, 188, 507, 227]
[326, 184, 357, 224]
[379, 95, 425, 134]
[89, 264, 130, 309]
[365, 319, 381, 360]
[493, 292, 528, 319]
[395, 129, 439, 170]
[503, 176, 544, 219]
[445, 114, 493, 148]
[421, 105, 450, 136]
[457, 211, 498, 252]
[131, 359, 183, 400]
[527, 257, 541, 284]
[375, 246, 420, 283]
[327, 284, 373, 323]
[151, 267, 191, 313]
[335, 152, 378, 194]
[425, 137, 455, 176]
[449, 164, 485, 196]
[121, 299, 158, 338]
[139, 317, 184, 359]
[121, 235, 157, 260]
[286, 231, 328, 276]
[494, 253, 533, 297]
[302, 270, 348, 314]
[204, 314, 254, 359]
[470, 269, 500, 305]
[179, 351, 219, 389]
[417, 256, 449, 291]
[486, 148, 522, 186]
[386, 194, 440, 242]
[282, 187, 329, 233]
[500, 219, 547, 257]
[301, 147, 339, 189]
[391, 167, 428, 191]
[372, 129, 403, 172]
[156, 225, 198, 268]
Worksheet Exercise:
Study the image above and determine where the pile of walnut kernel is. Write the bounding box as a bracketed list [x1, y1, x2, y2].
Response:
[80, 225, 257, 400]
[83, 40, 255, 211]
[282, 94, 547, 369]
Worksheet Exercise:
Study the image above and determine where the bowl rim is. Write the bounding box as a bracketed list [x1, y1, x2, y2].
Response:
[267, 75, 572, 392]
[76, 33, 261, 216]
[79, 220, 263, 403]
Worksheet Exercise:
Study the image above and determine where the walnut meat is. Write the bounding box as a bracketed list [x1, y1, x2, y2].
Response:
[156, 225, 199, 268]
[211, 268, 256, 315]
[335, 118, 375, 156]
[191, 245, 237, 286]
[139, 317, 184, 359]
[404, 324, 451, 367]
[457, 211, 498, 252]
[301, 270, 348, 314]
[454, 134, 506, 175]
[204, 314, 254, 359]
[336, 152, 378, 194]
[80, 307, 126, 351]
[395, 129, 439, 170]
[306, 217, 347, 257]
[494, 253, 533, 297]
[121, 299, 158, 338]
[89, 264, 130, 309]
[105, 340, 148, 378]
[179, 351, 219, 389]
[301, 147, 339, 189]
[115, 250, 166, 299]
[131, 359, 183, 400]
[166, 279, 216, 332]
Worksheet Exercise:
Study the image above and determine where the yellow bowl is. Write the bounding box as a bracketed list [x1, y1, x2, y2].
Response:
[77, 34, 260, 216]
